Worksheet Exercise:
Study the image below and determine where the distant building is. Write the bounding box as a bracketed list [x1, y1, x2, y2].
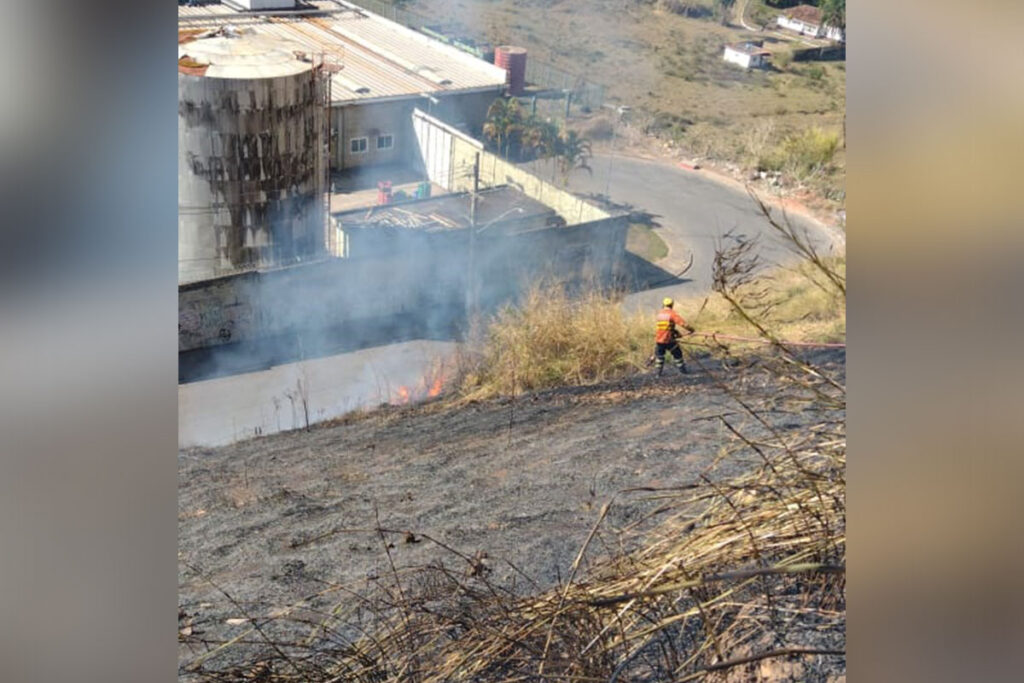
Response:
[723, 42, 772, 70]
[777, 5, 845, 42]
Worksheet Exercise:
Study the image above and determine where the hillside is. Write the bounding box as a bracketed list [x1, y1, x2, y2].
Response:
[179, 348, 845, 679]
[404, 0, 846, 204]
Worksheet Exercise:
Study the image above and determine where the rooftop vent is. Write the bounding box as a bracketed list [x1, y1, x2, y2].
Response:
[415, 66, 453, 86]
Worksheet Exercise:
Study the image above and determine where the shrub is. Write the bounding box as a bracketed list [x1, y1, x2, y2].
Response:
[805, 64, 826, 81]
[580, 116, 615, 140]
[659, 0, 713, 18]
[458, 249, 846, 400]
[781, 127, 840, 176]
[458, 285, 649, 398]
[760, 127, 840, 179]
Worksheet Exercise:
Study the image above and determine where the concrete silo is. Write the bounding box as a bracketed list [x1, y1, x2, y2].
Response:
[178, 29, 328, 284]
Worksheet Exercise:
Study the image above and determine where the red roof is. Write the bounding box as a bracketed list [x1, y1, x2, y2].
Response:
[786, 4, 823, 25]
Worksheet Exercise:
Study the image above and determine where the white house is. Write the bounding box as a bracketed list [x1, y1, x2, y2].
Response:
[777, 5, 845, 42]
[723, 42, 772, 70]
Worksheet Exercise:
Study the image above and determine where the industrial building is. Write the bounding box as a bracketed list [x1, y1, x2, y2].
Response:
[179, 112, 629, 379]
[176, 3, 624, 379]
[179, 1, 508, 172]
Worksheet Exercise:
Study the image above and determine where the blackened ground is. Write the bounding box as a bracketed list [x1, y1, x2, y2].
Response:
[178, 350, 844, 671]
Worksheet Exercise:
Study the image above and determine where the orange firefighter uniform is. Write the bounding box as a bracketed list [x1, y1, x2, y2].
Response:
[654, 298, 692, 375]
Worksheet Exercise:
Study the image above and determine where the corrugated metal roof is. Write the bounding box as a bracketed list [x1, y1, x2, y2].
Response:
[178, 1, 507, 104]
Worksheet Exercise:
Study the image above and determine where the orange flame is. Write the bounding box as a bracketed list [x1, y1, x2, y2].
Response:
[391, 361, 448, 405]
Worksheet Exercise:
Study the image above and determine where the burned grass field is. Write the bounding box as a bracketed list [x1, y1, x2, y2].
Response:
[179, 347, 845, 681]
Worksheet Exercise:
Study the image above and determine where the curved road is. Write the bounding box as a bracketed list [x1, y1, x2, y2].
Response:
[549, 153, 843, 311]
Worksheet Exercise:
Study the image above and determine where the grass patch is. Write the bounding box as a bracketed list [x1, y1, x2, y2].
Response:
[681, 255, 846, 347]
[758, 126, 841, 180]
[457, 255, 845, 399]
[626, 222, 670, 262]
[457, 285, 651, 399]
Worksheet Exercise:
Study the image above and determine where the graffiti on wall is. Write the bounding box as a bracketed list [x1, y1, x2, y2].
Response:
[179, 294, 255, 350]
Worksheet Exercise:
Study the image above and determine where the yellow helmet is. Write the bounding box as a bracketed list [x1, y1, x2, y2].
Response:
[663, 297, 674, 308]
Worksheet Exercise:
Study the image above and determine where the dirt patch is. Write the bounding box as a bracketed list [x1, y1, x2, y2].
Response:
[179, 350, 844, 672]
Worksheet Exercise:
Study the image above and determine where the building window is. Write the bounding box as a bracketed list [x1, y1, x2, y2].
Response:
[376, 134, 394, 150]
[350, 137, 368, 154]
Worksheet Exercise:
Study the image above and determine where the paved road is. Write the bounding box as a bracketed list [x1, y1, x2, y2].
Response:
[542, 153, 843, 312]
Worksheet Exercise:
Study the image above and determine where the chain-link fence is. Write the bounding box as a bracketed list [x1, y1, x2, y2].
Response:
[522, 60, 605, 111]
[347, 0, 429, 31]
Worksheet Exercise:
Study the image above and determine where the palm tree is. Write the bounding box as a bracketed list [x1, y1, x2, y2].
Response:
[557, 130, 593, 186]
[521, 115, 559, 165]
[820, 0, 846, 33]
[519, 114, 542, 161]
[482, 97, 524, 160]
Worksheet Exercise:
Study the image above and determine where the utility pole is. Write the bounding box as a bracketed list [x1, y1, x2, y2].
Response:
[467, 152, 480, 317]
[605, 115, 615, 198]
[471, 152, 479, 228]
[322, 60, 331, 256]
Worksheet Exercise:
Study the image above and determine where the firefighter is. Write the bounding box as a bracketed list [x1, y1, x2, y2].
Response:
[653, 297, 694, 375]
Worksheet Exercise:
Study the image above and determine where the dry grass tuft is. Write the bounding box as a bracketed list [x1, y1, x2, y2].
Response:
[456, 284, 651, 400]
[454, 249, 844, 401]
[682, 255, 846, 349]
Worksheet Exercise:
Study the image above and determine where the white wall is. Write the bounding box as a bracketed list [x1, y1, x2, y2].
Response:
[413, 112, 455, 188]
[723, 47, 752, 69]
[823, 24, 845, 42]
[777, 16, 820, 37]
[777, 15, 844, 41]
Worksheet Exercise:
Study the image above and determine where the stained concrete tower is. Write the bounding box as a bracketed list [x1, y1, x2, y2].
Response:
[178, 29, 328, 284]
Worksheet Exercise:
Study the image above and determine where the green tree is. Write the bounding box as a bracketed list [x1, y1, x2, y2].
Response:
[820, 0, 846, 32]
[482, 97, 525, 159]
[557, 130, 593, 186]
[521, 116, 560, 171]
[714, 0, 736, 25]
